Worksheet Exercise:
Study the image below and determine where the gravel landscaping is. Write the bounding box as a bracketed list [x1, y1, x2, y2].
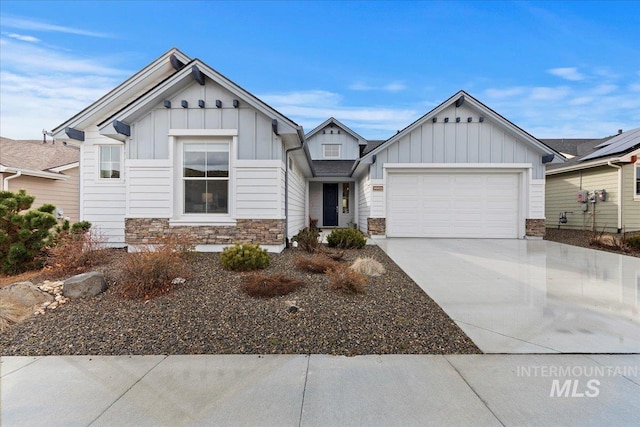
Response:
[0, 245, 481, 356]
[545, 228, 640, 258]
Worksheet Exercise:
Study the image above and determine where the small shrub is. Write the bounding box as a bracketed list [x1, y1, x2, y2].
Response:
[118, 235, 192, 299]
[243, 272, 305, 298]
[626, 234, 640, 250]
[589, 230, 630, 252]
[326, 228, 366, 249]
[292, 227, 321, 253]
[45, 223, 106, 275]
[350, 257, 385, 277]
[220, 243, 270, 271]
[0, 190, 58, 274]
[295, 253, 339, 273]
[327, 265, 366, 294]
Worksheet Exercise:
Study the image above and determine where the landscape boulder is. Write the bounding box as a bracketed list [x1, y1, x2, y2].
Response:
[63, 272, 107, 298]
[0, 281, 53, 308]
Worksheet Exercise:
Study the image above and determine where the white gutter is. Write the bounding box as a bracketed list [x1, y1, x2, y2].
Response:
[607, 160, 623, 232]
[3, 171, 21, 191]
[546, 158, 620, 175]
[0, 166, 69, 181]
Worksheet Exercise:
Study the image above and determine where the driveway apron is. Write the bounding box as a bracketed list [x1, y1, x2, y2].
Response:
[376, 238, 640, 353]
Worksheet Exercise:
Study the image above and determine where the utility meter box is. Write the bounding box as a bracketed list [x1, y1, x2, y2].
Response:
[597, 189, 607, 201]
[577, 190, 588, 203]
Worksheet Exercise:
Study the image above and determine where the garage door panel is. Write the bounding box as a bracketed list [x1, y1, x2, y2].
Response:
[387, 171, 519, 238]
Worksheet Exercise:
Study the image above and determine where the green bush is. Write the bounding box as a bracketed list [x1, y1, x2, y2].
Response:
[221, 243, 270, 271]
[292, 227, 320, 253]
[627, 234, 640, 250]
[326, 228, 367, 249]
[0, 190, 58, 274]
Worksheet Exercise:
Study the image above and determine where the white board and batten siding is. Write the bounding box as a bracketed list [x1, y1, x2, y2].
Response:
[371, 102, 544, 181]
[129, 81, 283, 161]
[306, 128, 360, 160]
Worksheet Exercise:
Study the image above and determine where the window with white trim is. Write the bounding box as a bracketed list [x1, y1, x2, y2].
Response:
[99, 145, 121, 179]
[183, 142, 229, 214]
[323, 144, 341, 159]
[635, 165, 640, 196]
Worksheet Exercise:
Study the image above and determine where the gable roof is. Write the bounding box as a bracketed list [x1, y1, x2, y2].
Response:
[540, 136, 615, 158]
[51, 48, 191, 143]
[97, 57, 303, 144]
[361, 90, 562, 163]
[305, 117, 368, 145]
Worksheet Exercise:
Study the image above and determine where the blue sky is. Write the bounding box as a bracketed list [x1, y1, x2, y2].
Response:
[0, 1, 638, 141]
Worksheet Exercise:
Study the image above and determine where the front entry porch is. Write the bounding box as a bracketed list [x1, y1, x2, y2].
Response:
[309, 181, 355, 228]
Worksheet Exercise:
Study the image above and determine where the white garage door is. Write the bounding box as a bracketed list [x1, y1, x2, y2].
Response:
[387, 171, 520, 238]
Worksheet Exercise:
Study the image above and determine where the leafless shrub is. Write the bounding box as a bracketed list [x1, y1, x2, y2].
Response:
[295, 254, 339, 274]
[45, 229, 107, 275]
[243, 272, 305, 298]
[118, 234, 193, 299]
[327, 265, 366, 294]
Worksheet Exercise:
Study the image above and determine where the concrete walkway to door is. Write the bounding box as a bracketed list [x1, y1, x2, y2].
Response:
[376, 238, 640, 353]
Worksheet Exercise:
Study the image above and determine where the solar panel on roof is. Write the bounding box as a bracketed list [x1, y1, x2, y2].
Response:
[580, 128, 640, 161]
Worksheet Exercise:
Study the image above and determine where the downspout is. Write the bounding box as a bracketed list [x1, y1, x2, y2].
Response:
[284, 127, 306, 248]
[607, 160, 623, 233]
[3, 171, 21, 191]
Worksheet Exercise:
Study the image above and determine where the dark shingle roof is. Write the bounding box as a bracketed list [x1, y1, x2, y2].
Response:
[362, 140, 385, 155]
[311, 160, 356, 177]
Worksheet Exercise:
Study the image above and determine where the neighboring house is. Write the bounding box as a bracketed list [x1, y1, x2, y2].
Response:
[0, 137, 80, 222]
[50, 48, 561, 251]
[545, 128, 640, 233]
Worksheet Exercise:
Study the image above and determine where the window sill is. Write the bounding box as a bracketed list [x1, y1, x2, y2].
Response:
[169, 217, 237, 227]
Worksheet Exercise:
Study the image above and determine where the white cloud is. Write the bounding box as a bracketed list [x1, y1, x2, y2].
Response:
[349, 80, 406, 93]
[0, 39, 129, 139]
[530, 86, 571, 101]
[1, 16, 113, 38]
[6, 32, 40, 42]
[548, 67, 585, 81]
[259, 90, 418, 139]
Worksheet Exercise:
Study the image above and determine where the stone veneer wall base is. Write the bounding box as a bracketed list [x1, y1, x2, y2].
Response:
[525, 219, 546, 237]
[125, 218, 285, 247]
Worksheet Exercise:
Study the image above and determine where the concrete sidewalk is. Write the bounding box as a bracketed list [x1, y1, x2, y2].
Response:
[2, 354, 639, 426]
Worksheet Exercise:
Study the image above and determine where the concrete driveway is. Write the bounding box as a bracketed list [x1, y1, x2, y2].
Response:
[376, 238, 640, 353]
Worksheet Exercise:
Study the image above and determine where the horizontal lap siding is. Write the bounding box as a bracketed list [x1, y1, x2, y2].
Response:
[622, 164, 640, 231]
[81, 136, 126, 245]
[546, 166, 618, 231]
[126, 165, 172, 217]
[287, 163, 306, 238]
[530, 179, 545, 219]
[7, 168, 79, 223]
[235, 166, 280, 218]
[357, 173, 371, 233]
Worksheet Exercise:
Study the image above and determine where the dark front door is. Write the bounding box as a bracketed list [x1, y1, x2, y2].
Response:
[323, 183, 339, 227]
